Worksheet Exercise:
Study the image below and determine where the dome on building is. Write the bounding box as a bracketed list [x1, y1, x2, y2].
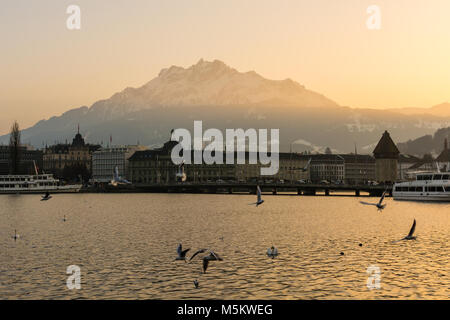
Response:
[71, 132, 85, 147]
[71, 125, 86, 147]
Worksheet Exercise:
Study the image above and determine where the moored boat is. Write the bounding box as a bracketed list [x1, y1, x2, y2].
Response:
[393, 172, 450, 202]
[0, 174, 81, 194]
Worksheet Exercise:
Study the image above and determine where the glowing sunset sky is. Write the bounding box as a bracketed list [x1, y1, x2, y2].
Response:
[1, 0, 449, 134]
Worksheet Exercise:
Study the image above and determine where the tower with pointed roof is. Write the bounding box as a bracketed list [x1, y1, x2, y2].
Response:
[373, 130, 400, 183]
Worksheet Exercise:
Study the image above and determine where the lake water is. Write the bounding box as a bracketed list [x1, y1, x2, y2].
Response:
[0, 193, 448, 299]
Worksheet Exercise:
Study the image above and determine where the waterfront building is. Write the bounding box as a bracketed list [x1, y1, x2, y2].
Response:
[234, 152, 310, 183]
[128, 138, 396, 185]
[128, 140, 178, 184]
[268, 153, 310, 182]
[43, 128, 100, 181]
[401, 154, 436, 180]
[339, 154, 375, 185]
[404, 159, 435, 177]
[398, 154, 422, 181]
[297, 153, 377, 185]
[0, 145, 43, 175]
[303, 154, 345, 184]
[91, 145, 148, 183]
[128, 140, 310, 184]
[373, 131, 400, 183]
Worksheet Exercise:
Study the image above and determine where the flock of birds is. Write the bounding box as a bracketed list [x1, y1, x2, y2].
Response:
[360, 188, 417, 240]
[173, 185, 417, 288]
[175, 242, 279, 288]
[11, 187, 418, 290]
[174, 244, 223, 289]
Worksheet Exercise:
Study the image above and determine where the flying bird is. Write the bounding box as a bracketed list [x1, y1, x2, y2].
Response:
[175, 243, 191, 261]
[403, 219, 417, 240]
[249, 186, 264, 207]
[189, 249, 223, 273]
[41, 191, 52, 201]
[175, 161, 187, 182]
[267, 246, 278, 258]
[193, 280, 199, 288]
[360, 189, 387, 211]
[299, 158, 312, 172]
[110, 166, 131, 186]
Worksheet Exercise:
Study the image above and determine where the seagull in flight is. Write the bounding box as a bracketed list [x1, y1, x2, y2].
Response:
[189, 249, 223, 273]
[299, 158, 312, 172]
[360, 189, 387, 211]
[249, 186, 264, 207]
[175, 243, 191, 261]
[41, 191, 52, 201]
[403, 219, 417, 240]
[267, 246, 278, 259]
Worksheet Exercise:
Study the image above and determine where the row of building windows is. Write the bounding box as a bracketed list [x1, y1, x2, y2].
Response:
[416, 174, 450, 181]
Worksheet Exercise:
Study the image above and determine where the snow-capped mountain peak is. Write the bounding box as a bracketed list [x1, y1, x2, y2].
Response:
[4, 59, 447, 153]
[87, 59, 339, 121]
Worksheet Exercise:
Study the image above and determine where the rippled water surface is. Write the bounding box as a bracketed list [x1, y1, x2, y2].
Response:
[0, 193, 448, 299]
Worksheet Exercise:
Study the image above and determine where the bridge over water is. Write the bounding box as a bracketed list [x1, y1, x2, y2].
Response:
[100, 182, 392, 197]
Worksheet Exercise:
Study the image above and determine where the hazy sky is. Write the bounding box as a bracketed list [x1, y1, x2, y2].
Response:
[1, 0, 449, 134]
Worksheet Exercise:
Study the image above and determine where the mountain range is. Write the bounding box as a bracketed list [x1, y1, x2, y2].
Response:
[387, 103, 450, 117]
[398, 127, 450, 156]
[1, 59, 449, 154]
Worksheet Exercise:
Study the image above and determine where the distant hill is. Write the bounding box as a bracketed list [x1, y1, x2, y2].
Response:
[1, 59, 450, 153]
[398, 127, 450, 156]
[388, 103, 450, 117]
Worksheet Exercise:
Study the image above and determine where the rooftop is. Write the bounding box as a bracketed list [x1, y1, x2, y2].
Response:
[436, 138, 450, 162]
[373, 131, 400, 159]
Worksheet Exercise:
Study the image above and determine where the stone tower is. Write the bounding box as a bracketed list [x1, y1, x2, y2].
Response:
[373, 131, 400, 183]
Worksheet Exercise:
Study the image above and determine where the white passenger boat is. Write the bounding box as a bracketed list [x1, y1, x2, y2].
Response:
[0, 174, 81, 194]
[393, 172, 450, 202]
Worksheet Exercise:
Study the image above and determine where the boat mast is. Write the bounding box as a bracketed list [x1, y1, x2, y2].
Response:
[33, 160, 39, 175]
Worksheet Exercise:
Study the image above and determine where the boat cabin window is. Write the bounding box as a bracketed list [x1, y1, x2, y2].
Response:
[426, 186, 445, 192]
[442, 174, 450, 180]
[433, 175, 442, 180]
[395, 186, 425, 192]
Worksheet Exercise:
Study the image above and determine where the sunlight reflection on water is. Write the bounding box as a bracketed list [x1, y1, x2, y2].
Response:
[0, 193, 448, 299]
